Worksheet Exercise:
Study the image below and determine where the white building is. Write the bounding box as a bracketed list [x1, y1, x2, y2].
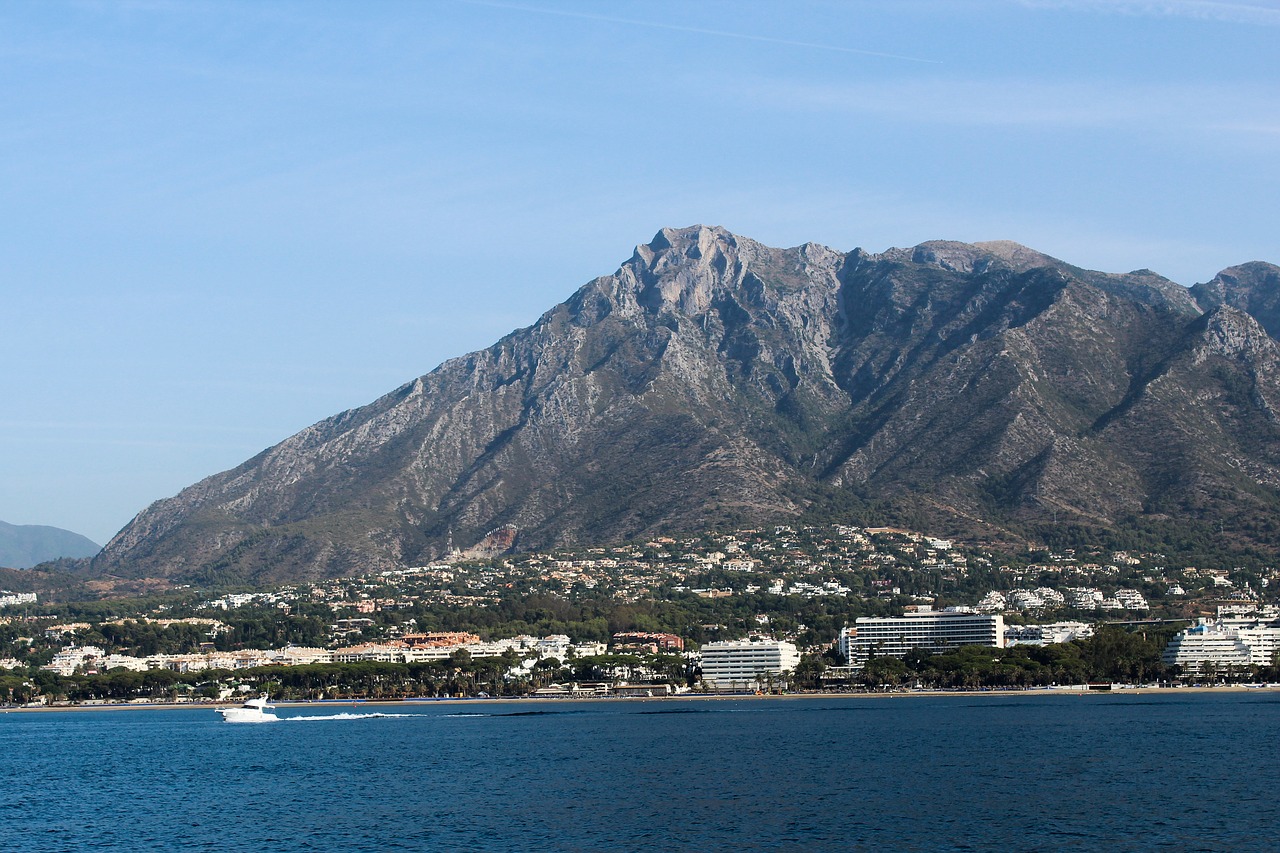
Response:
[272, 646, 335, 666]
[44, 645, 106, 676]
[1235, 624, 1280, 666]
[842, 611, 1004, 669]
[1035, 587, 1067, 607]
[1113, 589, 1149, 611]
[571, 641, 608, 658]
[976, 591, 1007, 613]
[1218, 605, 1280, 619]
[0, 591, 37, 607]
[98, 654, 151, 672]
[333, 643, 405, 663]
[1215, 613, 1280, 667]
[1004, 621, 1094, 646]
[1162, 622, 1254, 674]
[1067, 588, 1104, 609]
[531, 634, 572, 660]
[1008, 590, 1045, 610]
[699, 639, 800, 689]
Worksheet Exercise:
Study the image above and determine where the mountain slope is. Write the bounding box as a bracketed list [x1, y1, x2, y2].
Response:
[94, 227, 1280, 583]
[0, 521, 100, 569]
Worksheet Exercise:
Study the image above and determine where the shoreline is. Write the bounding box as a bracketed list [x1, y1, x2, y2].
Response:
[4, 683, 1278, 714]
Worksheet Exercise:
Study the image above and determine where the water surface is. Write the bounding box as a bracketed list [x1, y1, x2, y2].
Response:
[3, 692, 1275, 851]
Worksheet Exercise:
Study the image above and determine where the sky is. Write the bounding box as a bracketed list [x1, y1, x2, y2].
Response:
[3, 0, 1279, 546]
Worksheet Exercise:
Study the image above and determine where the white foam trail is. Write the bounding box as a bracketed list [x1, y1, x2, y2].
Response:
[284, 712, 416, 721]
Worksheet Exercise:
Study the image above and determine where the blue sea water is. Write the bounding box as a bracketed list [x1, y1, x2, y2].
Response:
[2, 691, 1278, 852]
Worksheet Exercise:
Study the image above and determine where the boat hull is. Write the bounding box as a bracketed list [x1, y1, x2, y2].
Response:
[216, 708, 278, 723]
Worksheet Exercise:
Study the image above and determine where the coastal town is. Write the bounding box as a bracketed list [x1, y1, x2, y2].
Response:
[3, 523, 1279, 705]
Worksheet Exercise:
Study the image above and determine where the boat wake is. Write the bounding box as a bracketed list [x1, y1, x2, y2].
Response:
[285, 712, 416, 722]
[443, 710, 585, 718]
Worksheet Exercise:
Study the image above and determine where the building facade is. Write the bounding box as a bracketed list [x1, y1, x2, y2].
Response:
[699, 639, 800, 689]
[842, 611, 1005, 669]
[1162, 618, 1280, 674]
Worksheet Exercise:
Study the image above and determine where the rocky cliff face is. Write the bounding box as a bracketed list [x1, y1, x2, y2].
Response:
[94, 227, 1280, 583]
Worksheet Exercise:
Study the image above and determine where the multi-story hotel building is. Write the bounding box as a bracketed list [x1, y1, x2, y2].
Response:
[841, 611, 1005, 669]
[1162, 618, 1280, 674]
[699, 639, 801, 689]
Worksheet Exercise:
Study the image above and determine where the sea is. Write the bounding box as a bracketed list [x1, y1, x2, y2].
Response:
[2, 691, 1277, 852]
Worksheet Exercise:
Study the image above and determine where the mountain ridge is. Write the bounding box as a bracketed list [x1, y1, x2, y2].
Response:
[0, 520, 100, 569]
[93, 226, 1280, 584]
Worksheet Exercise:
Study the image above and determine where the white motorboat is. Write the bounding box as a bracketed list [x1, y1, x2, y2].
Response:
[216, 694, 278, 723]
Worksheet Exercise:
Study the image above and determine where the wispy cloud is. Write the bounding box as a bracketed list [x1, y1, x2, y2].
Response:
[1213, 121, 1280, 135]
[461, 0, 942, 63]
[747, 76, 1280, 135]
[1017, 0, 1280, 26]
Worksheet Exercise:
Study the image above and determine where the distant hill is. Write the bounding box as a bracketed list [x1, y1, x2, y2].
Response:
[0, 520, 100, 569]
[93, 226, 1280, 584]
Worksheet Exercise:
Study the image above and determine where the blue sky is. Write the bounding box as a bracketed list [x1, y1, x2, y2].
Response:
[3, 0, 1278, 546]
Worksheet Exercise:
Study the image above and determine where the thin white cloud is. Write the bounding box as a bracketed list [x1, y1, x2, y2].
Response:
[1017, 0, 1280, 26]
[461, 0, 942, 63]
[746, 76, 1280, 135]
[1213, 121, 1280, 135]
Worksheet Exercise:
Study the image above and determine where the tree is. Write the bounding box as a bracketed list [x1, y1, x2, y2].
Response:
[862, 656, 908, 689]
[791, 655, 827, 690]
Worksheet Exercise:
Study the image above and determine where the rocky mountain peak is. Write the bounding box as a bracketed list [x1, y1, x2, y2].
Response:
[628, 225, 742, 315]
[621, 225, 846, 319]
[909, 240, 1013, 274]
[1192, 305, 1279, 364]
[1191, 261, 1280, 339]
[858, 239, 1057, 277]
[91, 228, 1280, 584]
[972, 240, 1058, 272]
[1200, 260, 1280, 296]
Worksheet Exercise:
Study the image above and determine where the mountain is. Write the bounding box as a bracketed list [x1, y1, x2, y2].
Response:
[0, 521, 100, 569]
[93, 227, 1280, 584]
[1191, 262, 1280, 339]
